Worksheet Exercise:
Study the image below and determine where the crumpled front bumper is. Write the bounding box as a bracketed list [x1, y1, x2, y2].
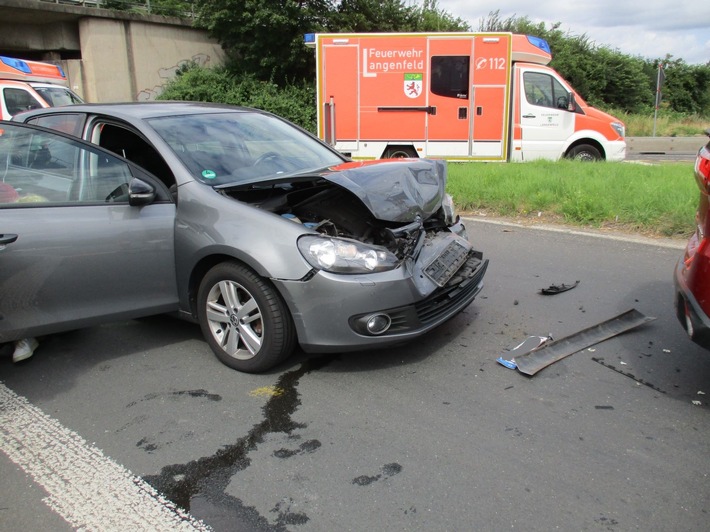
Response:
[274, 238, 488, 353]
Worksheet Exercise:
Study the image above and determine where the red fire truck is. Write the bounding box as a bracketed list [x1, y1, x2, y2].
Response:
[306, 32, 626, 162]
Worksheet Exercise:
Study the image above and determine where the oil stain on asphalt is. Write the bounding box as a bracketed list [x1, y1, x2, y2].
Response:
[142, 356, 334, 531]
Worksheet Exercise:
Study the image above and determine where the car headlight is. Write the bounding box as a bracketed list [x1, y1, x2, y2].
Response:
[442, 193, 457, 225]
[297, 235, 399, 273]
[611, 122, 625, 138]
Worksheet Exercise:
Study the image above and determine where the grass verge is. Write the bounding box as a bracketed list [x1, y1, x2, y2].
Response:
[446, 160, 697, 238]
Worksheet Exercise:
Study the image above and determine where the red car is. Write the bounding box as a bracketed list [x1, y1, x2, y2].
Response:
[674, 129, 710, 348]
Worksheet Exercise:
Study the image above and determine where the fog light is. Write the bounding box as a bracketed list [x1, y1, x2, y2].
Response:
[366, 314, 391, 335]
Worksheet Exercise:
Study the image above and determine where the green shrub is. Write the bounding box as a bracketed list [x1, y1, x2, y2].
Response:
[158, 64, 318, 133]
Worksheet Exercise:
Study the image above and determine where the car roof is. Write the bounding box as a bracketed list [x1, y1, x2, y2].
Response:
[17, 101, 256, 121]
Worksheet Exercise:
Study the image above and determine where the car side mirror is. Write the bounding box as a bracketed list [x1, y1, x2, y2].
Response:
[128, 177, 155, 206]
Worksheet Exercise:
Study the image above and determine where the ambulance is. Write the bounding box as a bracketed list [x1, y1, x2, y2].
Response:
[306, 32, 626, 162]
[0, 56, 83, 120]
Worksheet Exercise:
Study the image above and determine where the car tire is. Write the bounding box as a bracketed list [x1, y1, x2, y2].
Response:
[197, 262, 296, 373]
[567, 144, 602, 161]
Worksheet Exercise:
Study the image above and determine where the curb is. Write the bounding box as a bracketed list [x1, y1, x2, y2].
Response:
[626, 136, 706, 155]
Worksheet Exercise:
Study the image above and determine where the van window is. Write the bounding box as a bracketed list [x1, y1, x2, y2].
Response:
[430, 56, 469, 99]
[523, 72, 569, 109]
[32, 86, 84, 107]
[2, 88, 43, 116]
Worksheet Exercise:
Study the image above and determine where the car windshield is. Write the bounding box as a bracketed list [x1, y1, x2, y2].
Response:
[32, 86, 84, 106]
[147, 111, 344, 185]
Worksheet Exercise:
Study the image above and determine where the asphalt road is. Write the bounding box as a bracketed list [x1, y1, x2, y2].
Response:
[1, 219, 709, 531]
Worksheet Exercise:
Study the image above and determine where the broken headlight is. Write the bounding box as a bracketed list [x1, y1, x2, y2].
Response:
[297, 235, 399, 274]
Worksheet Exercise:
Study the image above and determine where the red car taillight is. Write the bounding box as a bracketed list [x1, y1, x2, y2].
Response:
[695, 144, 710, 193]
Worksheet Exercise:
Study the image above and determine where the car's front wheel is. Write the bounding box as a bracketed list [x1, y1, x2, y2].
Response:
[197, 262, 295, 373]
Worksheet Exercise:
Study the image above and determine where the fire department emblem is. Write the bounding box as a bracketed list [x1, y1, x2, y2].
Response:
[404, 73, 422, 99]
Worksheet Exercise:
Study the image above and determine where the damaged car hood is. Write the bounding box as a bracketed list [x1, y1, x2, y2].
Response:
[318, 159, 447, 222]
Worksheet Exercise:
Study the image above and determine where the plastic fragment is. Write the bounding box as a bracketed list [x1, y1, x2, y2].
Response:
[692, 400, 702, 406]
[496, 335, 552, 370]
[698, 391, 706, 395]
[540, 280, 580, 295]
[496, 357, 518, 370]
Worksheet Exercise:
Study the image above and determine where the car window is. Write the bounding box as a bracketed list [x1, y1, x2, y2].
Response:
[0, 122, 135, 205]
[25, 113, 86, 137]
[90, 122, 176, 189]
[148, 111, 344, 185]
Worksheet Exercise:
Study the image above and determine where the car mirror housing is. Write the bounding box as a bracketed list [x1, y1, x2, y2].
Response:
[128, 178, 155, 206]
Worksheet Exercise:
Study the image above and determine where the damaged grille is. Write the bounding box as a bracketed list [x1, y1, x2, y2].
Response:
[384, 254, 489, 333]
[416, 255, 488, 325]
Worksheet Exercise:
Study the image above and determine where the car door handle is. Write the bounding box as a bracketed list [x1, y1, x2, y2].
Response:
[0, 234, 18, 245]
[522, 113, 536, 119]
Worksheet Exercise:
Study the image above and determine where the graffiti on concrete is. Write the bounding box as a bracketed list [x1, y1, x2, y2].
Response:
[136, 53, 212, 101]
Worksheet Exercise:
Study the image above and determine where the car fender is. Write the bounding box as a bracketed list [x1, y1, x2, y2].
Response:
[173, 183, 314, 307]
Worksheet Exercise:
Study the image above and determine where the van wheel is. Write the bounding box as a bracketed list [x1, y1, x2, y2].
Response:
[197, 262, 295, 373]
[384, 146, 418, 159]
[567, 144, 602, 161]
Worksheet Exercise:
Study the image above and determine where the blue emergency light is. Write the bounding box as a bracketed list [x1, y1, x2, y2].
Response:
[0, 56, 31, 74]
[526, 35, 551, 54]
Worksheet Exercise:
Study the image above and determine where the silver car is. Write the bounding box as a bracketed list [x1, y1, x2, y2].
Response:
[1, 103, 488, 372]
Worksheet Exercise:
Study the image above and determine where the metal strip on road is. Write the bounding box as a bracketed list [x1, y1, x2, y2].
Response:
[0, 382, 211, 532]
[513, 309, 657, 376]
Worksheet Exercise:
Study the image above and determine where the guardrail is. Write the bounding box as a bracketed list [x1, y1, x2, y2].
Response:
[40, 0, 100, 6]
[626, 137, 707, 155]
[38, 0, 195, 16]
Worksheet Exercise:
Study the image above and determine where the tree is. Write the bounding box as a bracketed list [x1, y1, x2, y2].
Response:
[410, 0, 470, 32]
[330, 0, 416, 32]
[662, 59, 710, 115]
[195, 0, 332, 83]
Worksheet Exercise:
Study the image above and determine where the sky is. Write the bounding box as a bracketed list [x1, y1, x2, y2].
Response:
[436, 1, 710, 65]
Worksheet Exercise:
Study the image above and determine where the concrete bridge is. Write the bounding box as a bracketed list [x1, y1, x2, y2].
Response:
[0, 0, 224, 102]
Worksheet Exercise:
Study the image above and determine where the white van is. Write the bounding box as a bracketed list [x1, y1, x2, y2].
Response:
[0, 56, 83, 120]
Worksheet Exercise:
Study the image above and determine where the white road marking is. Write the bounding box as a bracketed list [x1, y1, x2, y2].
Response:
[0, 382, 211, 531]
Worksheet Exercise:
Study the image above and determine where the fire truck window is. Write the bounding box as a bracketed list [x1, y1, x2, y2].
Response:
[523, 72, 568, 109]
[3, 88, 43, 116]
[431, 56, 469, 99]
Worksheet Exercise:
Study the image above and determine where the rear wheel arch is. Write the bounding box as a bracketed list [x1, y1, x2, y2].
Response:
[382, 145, 418, 159]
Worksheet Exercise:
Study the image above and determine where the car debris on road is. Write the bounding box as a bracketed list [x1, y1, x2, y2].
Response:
[497, 309, 656, 375]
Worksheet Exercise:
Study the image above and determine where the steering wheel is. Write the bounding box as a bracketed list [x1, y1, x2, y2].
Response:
[253, 151, 282, 167]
